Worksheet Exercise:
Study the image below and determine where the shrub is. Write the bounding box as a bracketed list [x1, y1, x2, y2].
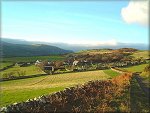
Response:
[2, 72, 15, 79]
[17, 71, 26, 77]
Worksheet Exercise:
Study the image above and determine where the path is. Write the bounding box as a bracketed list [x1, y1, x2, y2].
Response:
[29, 76, 49, 86]
[133, 73, 149, 98]
[111, 67, 149, 98]
[110, 67, 124, 74]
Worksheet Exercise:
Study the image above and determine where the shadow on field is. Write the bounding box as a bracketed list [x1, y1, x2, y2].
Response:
[0, 74, 48, 82]
[130, 76, 150, 112]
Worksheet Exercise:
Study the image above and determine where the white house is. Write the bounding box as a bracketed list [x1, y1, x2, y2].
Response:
[35, 60, 41, 66]
[73, 60, 79, 66]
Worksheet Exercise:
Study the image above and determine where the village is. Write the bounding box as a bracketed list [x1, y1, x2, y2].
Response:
[32, 48, 147, 75]
[11, 48, 147, 76]
[1, 48, 149, 113]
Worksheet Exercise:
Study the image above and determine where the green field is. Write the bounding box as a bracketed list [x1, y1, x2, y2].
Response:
[103, 69, 120, 78]
[2, 55, 65, 63]
[121, 64, 148, 73]
[1, 50, 149, 108]
[0, 62, 13, 69]
[0, 70, 114, 107]
[121, 64, 149, 88]
[1, 65, 45, 78]
[131, 50, 149, 59]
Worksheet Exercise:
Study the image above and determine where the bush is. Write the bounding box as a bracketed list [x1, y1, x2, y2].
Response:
[17, 71, 26, 77]
[2, 72, 15, 79]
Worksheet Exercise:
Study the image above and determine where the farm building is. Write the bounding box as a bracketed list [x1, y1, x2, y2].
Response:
[73, 60, 79, 66]
[35, 60, 42, 66]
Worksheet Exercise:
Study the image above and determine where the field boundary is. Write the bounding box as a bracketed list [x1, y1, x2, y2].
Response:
[0, 64, 15, 72]
[1, 73, 131, 112]
[111, 67, 149, 98]
[110, 67, 124, 73]
[0, 74, 47, 82]
[110, 67, 131, 74]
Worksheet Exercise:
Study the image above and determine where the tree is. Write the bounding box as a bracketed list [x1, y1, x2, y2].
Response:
[54, 61, 64, 68]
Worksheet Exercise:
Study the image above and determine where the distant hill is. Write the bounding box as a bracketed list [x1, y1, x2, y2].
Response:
[1, 38, 149, 52]
[1, 38, 30, 45]
[1, 42, 73, 57]
[74, 48, 140, 55]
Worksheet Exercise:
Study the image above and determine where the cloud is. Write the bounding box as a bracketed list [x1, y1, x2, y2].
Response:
[121, 0, 149, 26]
[66, 39, 117, 46]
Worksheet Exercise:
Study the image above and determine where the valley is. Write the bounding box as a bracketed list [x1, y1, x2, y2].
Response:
[0, 48, 149, 112]
[1, 1, 149, 112]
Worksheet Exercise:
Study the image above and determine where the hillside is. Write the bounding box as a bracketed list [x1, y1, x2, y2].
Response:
[73, 48, 138, 55]
[131, 50, 150, 59]
[1, 42, 73, 57]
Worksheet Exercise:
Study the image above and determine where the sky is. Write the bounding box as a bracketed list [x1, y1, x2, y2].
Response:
[1, 0, 149, 45]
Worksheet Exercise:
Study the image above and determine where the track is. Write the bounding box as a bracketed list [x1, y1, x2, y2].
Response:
[133, 73, 149, 98]
[29, 76, 49, 86]
[111, 67, 149, 98]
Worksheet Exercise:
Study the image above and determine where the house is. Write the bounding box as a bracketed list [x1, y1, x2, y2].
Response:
[44, 65, 55, 75]
[73, 60, 79, 66]
[15, 63, 19, 66]
[35, 60, 41, 66]
[44, 66, 54, 71]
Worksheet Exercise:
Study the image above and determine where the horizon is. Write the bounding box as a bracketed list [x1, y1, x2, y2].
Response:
[2, 37, 149, 46]
[2, 0, 149, 45]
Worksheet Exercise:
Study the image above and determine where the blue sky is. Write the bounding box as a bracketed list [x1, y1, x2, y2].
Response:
[2, 1, 149, 45]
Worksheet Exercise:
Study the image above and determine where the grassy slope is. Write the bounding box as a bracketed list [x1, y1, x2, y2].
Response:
[2, 42, 72, 57]
[131, 50, 149, 59]
[103, 69, 120, 78]
[2, 55, 65, 63]
[122, 63, 150, 91]
[1, 65, 45, 78]
[121, 64, 148, 73]
[0, 62, 13, 69]
[0, 70, 110, 107]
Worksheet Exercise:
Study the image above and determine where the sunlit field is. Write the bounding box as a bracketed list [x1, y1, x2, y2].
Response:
[1, 70, 114, 107]
[1, 65, 44, 78]
[131, 50, 149, 59]
[121, 64, 148, 73]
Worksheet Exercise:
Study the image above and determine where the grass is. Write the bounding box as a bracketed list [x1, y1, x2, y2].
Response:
[1, 65, 45, 78]
[121, 64, 148, 73]
[121, 63, 150, 90]
[0, 62, 13, 69]
[130, 77, 149, 112]
[103, 69, 120, 78]
[1, 87, 65, 107]
[0, 70, 110, 107]
[2, 55, 65, 63]
[140, 66, 150, 88]
[131, 50, 149, 59]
